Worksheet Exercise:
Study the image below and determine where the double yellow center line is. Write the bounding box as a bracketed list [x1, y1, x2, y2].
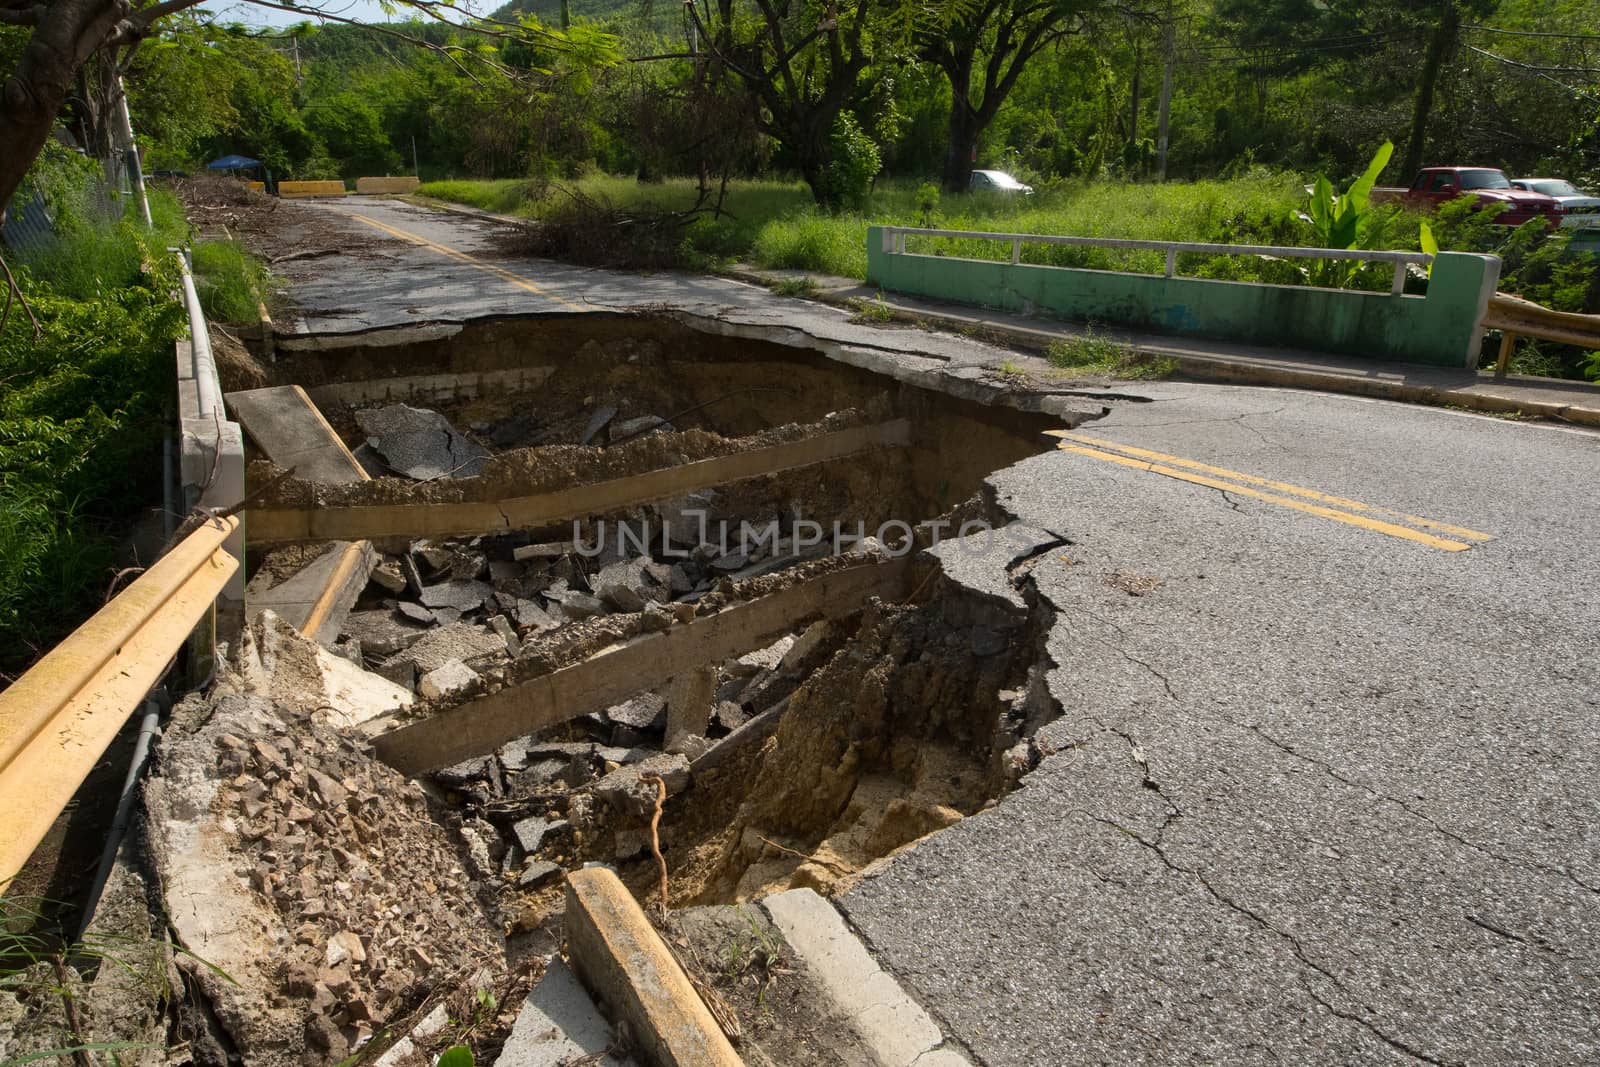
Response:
[1048, 431, 1494, 552]
[348, 212, 586, 312]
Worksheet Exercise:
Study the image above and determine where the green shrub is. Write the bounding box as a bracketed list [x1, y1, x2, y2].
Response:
[191, 239, 270, 323]
[0, 169, 186, 675]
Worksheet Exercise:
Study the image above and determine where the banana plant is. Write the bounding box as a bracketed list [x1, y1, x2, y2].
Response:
[1299, 140, 1395, 288]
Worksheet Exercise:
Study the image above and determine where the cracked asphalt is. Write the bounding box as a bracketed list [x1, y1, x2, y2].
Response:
[844, 387, 1600, 1065]
[273, 199, 1600, 1065]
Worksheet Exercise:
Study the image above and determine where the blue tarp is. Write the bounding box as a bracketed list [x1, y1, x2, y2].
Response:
[206, 155, 262, 170]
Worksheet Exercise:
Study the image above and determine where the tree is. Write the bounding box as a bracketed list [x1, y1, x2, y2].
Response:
[923, 0, 1103, 193]
[679, 0, 879, 206]
[0, 0, 614, 224]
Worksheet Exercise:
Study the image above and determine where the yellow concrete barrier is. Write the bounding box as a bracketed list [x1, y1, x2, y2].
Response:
[246, 181, 265, 191]
[279, 179, 348, 198]
[0, 517, 240, 888]
[355, 176, 421, 194]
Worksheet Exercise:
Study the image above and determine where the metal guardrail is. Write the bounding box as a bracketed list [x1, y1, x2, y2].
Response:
[1483, 293, 1600, 377]
[876, 226, 1434, 295]
[0, 517, 240, 888]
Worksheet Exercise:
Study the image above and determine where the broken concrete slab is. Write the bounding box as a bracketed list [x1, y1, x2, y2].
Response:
[497, 958, 633, 1067]
[592, 753, 690, 818]
[340, 609, 430, 657]
[226, 385, 369, 485]
[247, 541, 377, 644]
[666, 667, 716, 746]
[383, 622, 506, 675]
[370, 562, 407, 594]
[609, 414, 673, 442]
[419, 659, 479, 700]
[240, 611, 413, 728]
[356, 403, 491, 480]
[487, 615, 522, 656]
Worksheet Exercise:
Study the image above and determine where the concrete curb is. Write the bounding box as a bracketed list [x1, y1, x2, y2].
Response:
[564, 867, 743, 1066]
[762, 888, 972, 1067]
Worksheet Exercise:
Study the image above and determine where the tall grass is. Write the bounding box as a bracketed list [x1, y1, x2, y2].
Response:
[191, 239, 269, 323]
[419, 172, 1346, 280]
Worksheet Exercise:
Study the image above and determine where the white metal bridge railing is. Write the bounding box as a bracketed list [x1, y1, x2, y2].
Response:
[876, 226, 1434, 296]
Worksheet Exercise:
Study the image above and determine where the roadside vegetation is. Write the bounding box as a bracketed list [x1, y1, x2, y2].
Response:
[0, 148, 268, 680]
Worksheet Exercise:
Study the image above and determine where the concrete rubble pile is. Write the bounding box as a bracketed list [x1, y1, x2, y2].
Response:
[332, 489, 841, 701]
[141, 620, 507, 1067]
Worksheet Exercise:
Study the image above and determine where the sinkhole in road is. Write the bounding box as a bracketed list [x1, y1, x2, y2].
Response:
[235, 311, 1073, 921]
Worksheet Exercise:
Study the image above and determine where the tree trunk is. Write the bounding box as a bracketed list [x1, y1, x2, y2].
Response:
[942, 99, 979, 194]
[0, 0, 128, 224]
[1401, 2, 1460, 180]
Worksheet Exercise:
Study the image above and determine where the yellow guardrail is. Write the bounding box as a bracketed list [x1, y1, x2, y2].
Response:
[0, 517, 240, 888]
[1484, 293, 1600, 376]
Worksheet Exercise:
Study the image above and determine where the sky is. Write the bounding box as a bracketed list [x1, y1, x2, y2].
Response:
[213, 0, 442, 30]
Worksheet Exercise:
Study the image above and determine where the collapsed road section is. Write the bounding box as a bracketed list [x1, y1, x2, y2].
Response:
[4, 310, 1104, 1066]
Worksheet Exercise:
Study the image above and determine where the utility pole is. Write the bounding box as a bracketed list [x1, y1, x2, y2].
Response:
[412, 136, 421, 179]
[112, 75, 152, 228]
[1155, 0, 1175, 182]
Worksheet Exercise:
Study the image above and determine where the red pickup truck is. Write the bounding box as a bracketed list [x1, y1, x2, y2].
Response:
[1373, 167, 1563, 229]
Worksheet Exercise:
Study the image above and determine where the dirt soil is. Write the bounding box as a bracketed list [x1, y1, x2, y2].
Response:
[174, 176, 403, 271]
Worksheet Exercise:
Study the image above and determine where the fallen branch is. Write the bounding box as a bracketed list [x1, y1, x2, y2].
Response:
[0, 249, 41, 338]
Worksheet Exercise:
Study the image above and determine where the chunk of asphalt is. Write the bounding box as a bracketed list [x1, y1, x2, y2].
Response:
[560, 593, 606, 621]
[340, 609, 429, 656]
[609, 414, 673, 442]
[512, 816, 571, 854]
[419, 579, 494, 612]
[605, 692, 666, 732]
[397, 601, 434, 625]
[355, 403, 492, 480]
[579, 405, 618, 445]
[512, 598, 560, 632]
[519, 860, 562, 890]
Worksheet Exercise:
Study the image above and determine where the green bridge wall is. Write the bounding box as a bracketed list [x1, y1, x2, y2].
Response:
[865, 229, 1500, 368]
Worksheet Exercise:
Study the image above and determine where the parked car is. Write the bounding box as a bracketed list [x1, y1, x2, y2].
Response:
[969, 169, 1034, 195]
[1388, 166, 1562, 229]
[1510, 178, 1600, 226]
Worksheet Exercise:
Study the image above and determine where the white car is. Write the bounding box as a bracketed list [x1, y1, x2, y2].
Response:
[969, 169, 1034, 195]
[1510, 178, 1600, 228]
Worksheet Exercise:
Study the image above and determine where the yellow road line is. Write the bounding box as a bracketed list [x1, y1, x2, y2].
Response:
[1052, 430, 1495, 543]
[1054, 441, 1475, 552]
[349, 213, 586, 312]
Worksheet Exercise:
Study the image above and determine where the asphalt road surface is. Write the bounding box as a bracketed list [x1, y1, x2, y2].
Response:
[283, 199, 1600, 1065]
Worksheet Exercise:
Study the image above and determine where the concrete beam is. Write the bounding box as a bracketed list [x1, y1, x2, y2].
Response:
[226, 385, 368, 485]
[246, 541, 376, 644]
[250, 419, 913, 544]
[304, 366, 555, 410]
[371, 557, 911, 774]
[564, 868, 743, 1067]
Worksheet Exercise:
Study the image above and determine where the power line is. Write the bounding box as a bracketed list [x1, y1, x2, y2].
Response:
[1464, 43, 1600, 99]
[1464, 24, 1600, 42]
